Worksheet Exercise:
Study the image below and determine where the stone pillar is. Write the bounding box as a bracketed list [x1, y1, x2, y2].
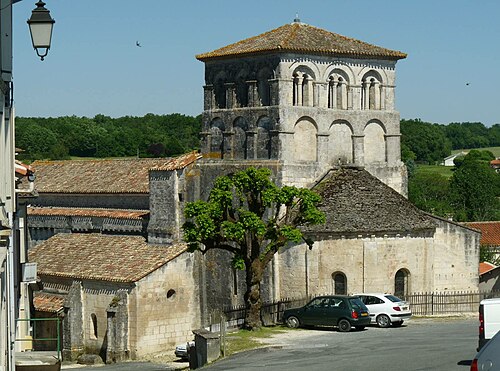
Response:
[296, 76, 303, 106]
[62, 281, 84, 361]
[224, 83, 236, 109]
[331, 82, 337, 108]
[340, 82, 347, 110]
[246, 80, 258, 107]
[222, 131, 233, 159]
[374, 81, 380, 110]
[106, 291, 129, 363]
[380, 85, 386, 110]
[347, 85, 353, 110]
[352, 135, 365, 166]
[362, 81, 369, 110]
[352, 85, 361, 110]
[246, 130, 257, 159]
[203, 85, 215, 111]
[269, 79, 279, 106]
[199, 131, 210, 154]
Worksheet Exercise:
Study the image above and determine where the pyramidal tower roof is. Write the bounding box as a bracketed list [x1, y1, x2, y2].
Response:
[196, 21, 407, 61]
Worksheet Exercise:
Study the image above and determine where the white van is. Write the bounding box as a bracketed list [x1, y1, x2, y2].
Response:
[478, 298, 500, 350]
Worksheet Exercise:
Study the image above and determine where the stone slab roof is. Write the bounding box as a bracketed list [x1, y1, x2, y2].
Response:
[304, 168, 436, 235]
[33, 292, 65, 313]
[31, 151, 201, 194]
[196, 22, 406, 61]
[28, 233, 188, 283]
[28, 206, 149, 220]
[465, 221, 500, 246]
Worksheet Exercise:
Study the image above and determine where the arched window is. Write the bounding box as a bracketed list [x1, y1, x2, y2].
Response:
[233, 117, 248, 159]
[395, 269, 410, 298]
[332, 272, 347, 295]
[293, 69, 315, 106]
[294, 119, 317, 161]
[329, 122, 353, 165]
[361, 71, 383, 110]
[328, 70, 349, 109]
[257, 68, 272, 106]
[363, 121, 386, 164]
[214, 78, 226, 109]
[209, 118, 225, 158]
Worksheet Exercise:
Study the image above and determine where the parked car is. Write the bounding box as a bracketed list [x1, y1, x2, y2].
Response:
[355, 293, 411, 328]
[283, 295, 370, 332]
[471, 328, 500, 371]
[174, 341, 194, 360]
[477, 298, 500, 351]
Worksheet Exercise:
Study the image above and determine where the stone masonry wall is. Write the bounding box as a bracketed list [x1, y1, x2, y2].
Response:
[128, 251, 200, 358]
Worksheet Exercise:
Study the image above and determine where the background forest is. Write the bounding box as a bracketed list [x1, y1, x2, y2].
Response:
[14, 115, 500, 222]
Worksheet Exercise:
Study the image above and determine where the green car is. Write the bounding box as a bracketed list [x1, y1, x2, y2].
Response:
[283, 295, 371, 332]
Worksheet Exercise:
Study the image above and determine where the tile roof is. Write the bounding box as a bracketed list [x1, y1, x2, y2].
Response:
[303, 168, 436, 235]
[196, 22, 406, 61]
[28, 233, 188, 283]
[480, 262, 497, 275]
[30, 151, 201, 194]
[28, 206, 149, 220]
[464, 222, 500, 246]
[33, 292, 65, 313]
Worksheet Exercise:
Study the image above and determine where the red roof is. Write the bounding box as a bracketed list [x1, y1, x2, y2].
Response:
[480, 262, 497, 275]
[28, 206, 149, 220]
[33, 292, 65, 313]
[465, 222, 500, 246]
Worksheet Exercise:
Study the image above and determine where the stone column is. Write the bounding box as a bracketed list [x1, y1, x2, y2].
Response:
[352, 135, 365, 166]
[380, 85, 386, 110]
[362, 81, 369, 110]
[62, 281, 84, 361]
[296, 76, 303, 106]
[246, 130, 257, 159]
[347, 85, 353, 110]
[246, 80, 259, 107]
[199, 131, 211, 154]
[106, 291, 129, 363]
[203, 85, 214, 111]
[268, 79, 279, 106]
[224, 83, 236, 109]
[222, 131, 233, 159]
[374, 81, 380, 110]
[330, 82, 337, 108]
[340, 82, 347, 110]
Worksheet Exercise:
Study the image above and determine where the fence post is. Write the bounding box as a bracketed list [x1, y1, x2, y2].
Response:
[431, 293, 434, 315]
[220, 313, 226, 358]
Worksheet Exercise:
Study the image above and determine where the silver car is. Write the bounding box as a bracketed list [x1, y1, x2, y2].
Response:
[471, 329, 500, 371]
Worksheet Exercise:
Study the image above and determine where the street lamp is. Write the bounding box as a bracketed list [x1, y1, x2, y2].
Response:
[27, 1, 55, 61]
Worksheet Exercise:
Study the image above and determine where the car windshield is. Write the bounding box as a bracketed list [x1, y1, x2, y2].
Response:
[349, 297, 367, 310]
[385, 295, 403, 302]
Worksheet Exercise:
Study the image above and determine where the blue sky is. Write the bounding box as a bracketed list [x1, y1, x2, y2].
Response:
[11, 0, 500, 126]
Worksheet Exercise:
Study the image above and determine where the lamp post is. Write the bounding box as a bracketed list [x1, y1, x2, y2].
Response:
[27, 1, 55, 61]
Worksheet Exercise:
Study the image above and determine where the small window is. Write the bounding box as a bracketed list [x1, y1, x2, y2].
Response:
[332, 272, 347, 295]
[167, 289, 176, 299]
[91, 313, 98, 339]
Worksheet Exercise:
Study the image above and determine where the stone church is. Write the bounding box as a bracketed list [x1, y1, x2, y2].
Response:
[26, 20, 480, 361]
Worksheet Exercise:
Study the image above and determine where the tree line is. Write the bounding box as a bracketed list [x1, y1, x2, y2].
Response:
[15, 113, 201, 161]
[401, 119, 500, 164]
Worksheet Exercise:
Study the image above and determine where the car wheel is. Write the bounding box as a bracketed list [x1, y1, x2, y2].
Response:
[338, 319, 351, 332]
[376, 314, 391, 328]
[392, 321, 403, 327]
[286, 316, 300, 329]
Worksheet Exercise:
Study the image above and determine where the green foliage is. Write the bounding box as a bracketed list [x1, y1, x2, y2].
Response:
[480, 246, 500, 265]
[182, 167, 325, 329]
[448, 156, 500, 221]
[408, 171, 454, 217]
[400, 119, 452, 163]
[15, 113, 201, 161]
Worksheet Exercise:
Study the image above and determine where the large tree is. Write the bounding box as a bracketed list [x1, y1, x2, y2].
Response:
[182, 167, 325, 329]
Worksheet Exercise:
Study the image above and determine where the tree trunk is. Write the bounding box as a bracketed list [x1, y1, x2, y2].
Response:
[243, 259, 264, 330]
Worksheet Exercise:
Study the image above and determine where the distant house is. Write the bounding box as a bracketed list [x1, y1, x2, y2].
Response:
[491, 159, 500, 173]
[479, 262, 500, 292]
[441, 151, 468, 166]
[465, 221, 500, 256]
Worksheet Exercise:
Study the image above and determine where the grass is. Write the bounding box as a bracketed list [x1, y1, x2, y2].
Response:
[416, 164, 455, 179]
[451, 146, 500, 157]
[224, 326, 290, 356]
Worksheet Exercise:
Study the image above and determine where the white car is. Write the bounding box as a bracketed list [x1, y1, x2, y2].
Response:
[355, 293, 412, 328]
[471, 329, 500, 371]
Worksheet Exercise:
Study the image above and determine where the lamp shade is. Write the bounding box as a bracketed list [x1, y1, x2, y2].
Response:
[27, 1, 55, 60]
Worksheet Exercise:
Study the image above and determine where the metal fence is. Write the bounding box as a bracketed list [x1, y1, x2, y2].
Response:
[214, 291, 500, 329]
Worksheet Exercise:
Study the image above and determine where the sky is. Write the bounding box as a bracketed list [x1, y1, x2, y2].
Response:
[10, 0, 500, 126]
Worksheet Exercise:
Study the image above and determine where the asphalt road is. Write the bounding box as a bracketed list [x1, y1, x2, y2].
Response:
[203, 317, 478, 371]
[64, 317, 478, 371]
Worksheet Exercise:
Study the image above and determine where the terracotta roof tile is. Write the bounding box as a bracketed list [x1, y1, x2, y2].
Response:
[196, 22, 406, 61]
[304, 168, 436, 235]
[33, 292, 65, 313]
[465, 222, 500, 246]
[31, 151, 200, 194]
[480, 262, 497, 275]
[28, 206, 149, 220]
[28, 233, 188, 283]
